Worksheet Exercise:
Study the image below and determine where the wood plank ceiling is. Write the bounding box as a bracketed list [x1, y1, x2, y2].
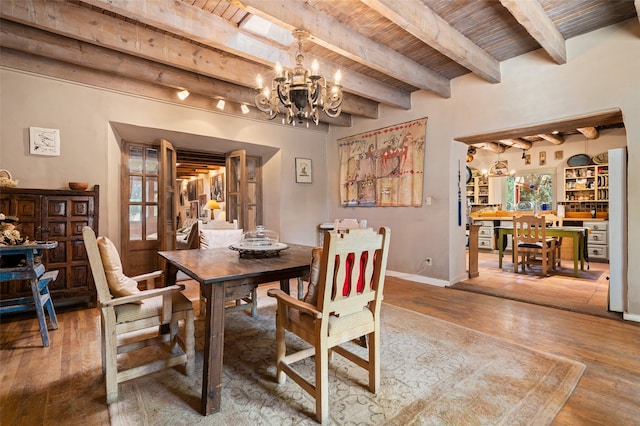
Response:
[0, 0, 637, 159]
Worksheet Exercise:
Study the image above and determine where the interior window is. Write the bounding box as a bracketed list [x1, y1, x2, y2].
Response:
[504, 169, 554, 211]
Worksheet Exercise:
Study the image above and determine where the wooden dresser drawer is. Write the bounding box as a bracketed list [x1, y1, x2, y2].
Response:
[588, 246, 608, 260]
[584, 221, 607, 231]
[588, 231, 607, 245]
[478, 237, 494, 249]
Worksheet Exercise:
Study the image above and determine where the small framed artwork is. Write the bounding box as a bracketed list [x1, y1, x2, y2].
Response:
[30, 127, 60, 156]
[555, 150, 564, 160]
[198, 194, 207, 218]
[539, 151, 547, 166]
[190, 201, 199, 219]
[295, 158, 312, 183]
[524, 154, 531, 165]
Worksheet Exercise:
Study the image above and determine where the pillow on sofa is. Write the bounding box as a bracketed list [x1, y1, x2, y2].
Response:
[97, 236, 142, 301]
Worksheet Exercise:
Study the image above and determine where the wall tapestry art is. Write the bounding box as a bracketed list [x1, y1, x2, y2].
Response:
[338, 118, 426, 207]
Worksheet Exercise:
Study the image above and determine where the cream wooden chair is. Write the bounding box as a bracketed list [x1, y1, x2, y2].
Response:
[267, 227, 390, 423]
[82, 226, 195, 404]
[296, 219, 367, 299]
[513, 216, 556, 276]
[543, 213, 564, 268]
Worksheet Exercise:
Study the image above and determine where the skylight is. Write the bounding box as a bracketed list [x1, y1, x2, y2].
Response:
[242, 15, 293, 47]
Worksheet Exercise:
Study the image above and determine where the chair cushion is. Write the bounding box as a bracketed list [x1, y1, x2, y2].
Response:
[97, 236, 142, 300]
[290, 306, 374, 338]
[303, 247, 324, 306]
[518, 239, 554, 249]
[115, 292, 193, 323]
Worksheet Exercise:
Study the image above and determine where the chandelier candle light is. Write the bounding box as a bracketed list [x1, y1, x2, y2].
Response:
[255, 29, 344, 126]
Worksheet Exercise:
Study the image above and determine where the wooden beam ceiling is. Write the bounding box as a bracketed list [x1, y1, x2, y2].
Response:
[362, 0, 501, 83]
[0, 0, 635, 130]
[499, 0, 567, 64]
[232, 0, 451, 98]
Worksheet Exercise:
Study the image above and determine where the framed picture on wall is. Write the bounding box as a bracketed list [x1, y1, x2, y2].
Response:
[196, 178, 204, 196]
[539, 151, 547, 166]
[198, 194, 208, 218]
[210, 174, 224, 201]
[295, 158, 312, 183]
[190, 201, 198, 219]
[187, 181, 196, 201]
[29, 127, 60, 156]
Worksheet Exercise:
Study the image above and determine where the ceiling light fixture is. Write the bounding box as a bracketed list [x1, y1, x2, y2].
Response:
[484, 144, 515, 178]
[216, 99, 225, 110]
[240, 104, 250, 114]
[254, 29, 343, 126]
[177, 89, 190, 100]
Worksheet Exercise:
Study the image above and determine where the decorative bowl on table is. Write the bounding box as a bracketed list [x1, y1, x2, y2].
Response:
[69, 182, 89, 191]
[229, 225, 288, 257]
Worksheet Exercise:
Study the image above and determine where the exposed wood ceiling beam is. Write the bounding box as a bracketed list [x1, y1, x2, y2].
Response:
[499, 0, 567, 64]
[455, 109, 623, 146]
[232, 0, 451, 98]
[361, 0, 500, 83]
[0, 0, 376, 119]
[0, 21, 353, 126]
[499, 138, 532, 150]
[537, 133, 565, 145]
[79, 0, 409, 110]
[471, 142, 506, 154]
[0, 48, 333, 131]
[577, 127, 600, 139]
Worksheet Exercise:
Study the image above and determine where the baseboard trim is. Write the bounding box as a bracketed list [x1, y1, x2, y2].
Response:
[386, 270, 449, 287]
[622, 312, 640, 323]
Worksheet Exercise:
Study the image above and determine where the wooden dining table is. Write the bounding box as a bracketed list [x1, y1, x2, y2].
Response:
[497, 226, 588, 277]
[158, 243, 313, 416]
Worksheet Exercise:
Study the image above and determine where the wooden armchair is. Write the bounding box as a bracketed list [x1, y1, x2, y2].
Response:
[82, 226, 195, 404]
[513, 216, 556, 276]
[267, 227, 390, 423]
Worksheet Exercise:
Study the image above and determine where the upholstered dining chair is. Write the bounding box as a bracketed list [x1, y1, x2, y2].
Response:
[82, 226, 195, 404]
[267, 227, 390, 423]
[513, 215, 556, 276]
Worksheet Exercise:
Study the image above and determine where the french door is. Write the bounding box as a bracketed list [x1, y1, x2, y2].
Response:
[226, 150, 262, 231]
[121, 139, 177, 276]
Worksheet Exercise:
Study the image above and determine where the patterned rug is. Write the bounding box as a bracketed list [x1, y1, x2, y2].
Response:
[109, 302, 585, 425]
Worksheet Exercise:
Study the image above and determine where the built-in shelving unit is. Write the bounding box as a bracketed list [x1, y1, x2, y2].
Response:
[564, 164, 608, 202]
[467, 175, 492, 206]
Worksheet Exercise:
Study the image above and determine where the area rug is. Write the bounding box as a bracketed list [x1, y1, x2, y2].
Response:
[109, 303, 585, 425]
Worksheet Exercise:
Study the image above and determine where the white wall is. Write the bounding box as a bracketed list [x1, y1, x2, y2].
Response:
[0, 70, 328, 248]
[328, 19, 640, 316]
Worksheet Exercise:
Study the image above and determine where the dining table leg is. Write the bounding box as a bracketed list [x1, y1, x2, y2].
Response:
[572, 234, 580, 277]
[201, 282, 226, 415]
[279, 278, 291, 294]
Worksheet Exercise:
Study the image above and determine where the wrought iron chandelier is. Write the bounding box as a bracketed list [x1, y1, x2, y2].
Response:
[254, 29, 344, 126]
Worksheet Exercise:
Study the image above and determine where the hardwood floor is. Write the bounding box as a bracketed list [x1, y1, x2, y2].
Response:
[454, 250, 615, 319]
[1, 276, 639, 425]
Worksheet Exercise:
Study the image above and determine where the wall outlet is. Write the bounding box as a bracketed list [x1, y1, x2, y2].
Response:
[425, 257, 432, 266]
[425, 196, 432, 205]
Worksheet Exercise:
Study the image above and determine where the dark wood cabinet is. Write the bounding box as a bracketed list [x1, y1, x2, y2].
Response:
[1, 186, 99, 308]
